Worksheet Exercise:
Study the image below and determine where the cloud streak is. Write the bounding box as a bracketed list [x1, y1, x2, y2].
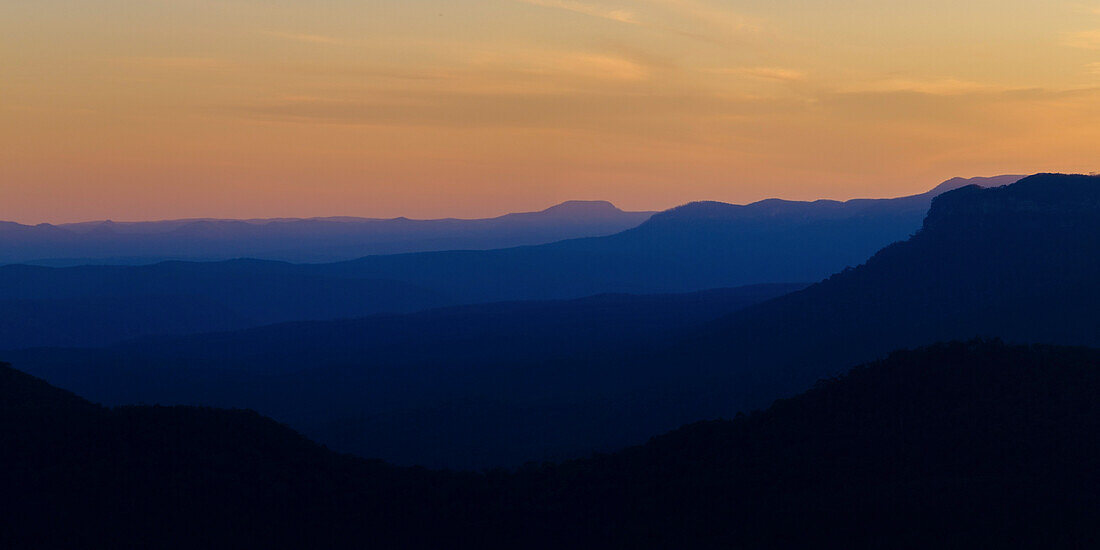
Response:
[515, 0, 638, 24]
[8, 0, 1100, 222]
[465, 48, 655, 82]
[642, 0, 762, 33]
[1063, 29, 1100, 49]
[116, 57, 235, 70]
[261, 31, 344, 45]
[708, 66, 805, 81]
[224, 89, 795, 131]
[839, 78, 1013, 96]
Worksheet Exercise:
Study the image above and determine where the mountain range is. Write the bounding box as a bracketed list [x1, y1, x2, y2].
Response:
[0, 175, 1020, 349]
[5, 340, 1100, 548]
[4, 283, 803, 467]
[0, 200, 654, 265]
[2, 171, 1099, 548]
[9, 173, 1095, 468]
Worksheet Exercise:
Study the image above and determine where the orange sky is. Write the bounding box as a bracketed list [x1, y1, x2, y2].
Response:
[2, 0, 1099, 223]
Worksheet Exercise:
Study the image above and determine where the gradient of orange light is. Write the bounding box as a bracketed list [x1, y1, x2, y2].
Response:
[2, 0, 1099, 223]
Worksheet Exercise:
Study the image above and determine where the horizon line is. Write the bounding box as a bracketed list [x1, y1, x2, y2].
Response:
[1, 174, 1030, 226]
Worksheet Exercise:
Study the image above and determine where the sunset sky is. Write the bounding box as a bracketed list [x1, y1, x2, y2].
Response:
[3, 0, 1100, 223]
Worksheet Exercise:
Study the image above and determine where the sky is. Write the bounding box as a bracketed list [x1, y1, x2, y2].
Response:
[2, 0, 1100, 223]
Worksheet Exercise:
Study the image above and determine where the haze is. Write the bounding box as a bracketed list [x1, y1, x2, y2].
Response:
[3, 0, 1099, 223]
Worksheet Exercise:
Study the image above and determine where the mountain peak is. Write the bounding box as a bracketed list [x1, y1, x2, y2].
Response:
[541, 200, 622, 214]
[531, 200, 632, 220]
[926, 174, 1025, 196]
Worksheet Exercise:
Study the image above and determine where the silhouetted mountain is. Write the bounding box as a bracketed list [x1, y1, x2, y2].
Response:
[0, 200, 654, 265]
[495, 340, 1100, 548]
[924, 173, 1025, 194]
[8, 174, 1093, 469]
[6, 284, 804, 468]
[4, 341, 1100, 548]
[0, 361, 470, 549]
[320, 175, 1021, 301]
[0, 176, 1018, 348]
[672, 172, 1100, 410]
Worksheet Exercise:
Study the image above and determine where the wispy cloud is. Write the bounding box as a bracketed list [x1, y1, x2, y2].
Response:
[261, 30, 344, 45]
[516, 0, 638, 24]
[708, 66, 805, 81]
[516, 0, 763, 42]
[1088, 62, 1100, 75]
[1068, 4, 1100, 15]
[642, 0, 762, 33]
[840, 78, 1011, 96]
[1063, 29, 1100, 49]
[114, 57, 235, 70]
[466, 48, 653, 82]
[550, 53, 650, 79]
[225, 89, 789, 131]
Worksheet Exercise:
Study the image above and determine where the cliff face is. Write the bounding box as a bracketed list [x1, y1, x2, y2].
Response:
[920, 173, 1100, 237]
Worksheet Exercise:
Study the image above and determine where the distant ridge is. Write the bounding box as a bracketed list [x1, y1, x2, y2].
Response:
[0, 177, 1018, 266]
[530, 200, 625, 219]
[321, 174, 1027, 304]
[0, 175, 1031, 349]
[52, 199, 641, 230]
[651, 174, 1023, 223]
[0, 201, 655, 265]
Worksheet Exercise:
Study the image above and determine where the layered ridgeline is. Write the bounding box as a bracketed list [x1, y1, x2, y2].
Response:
[677, 172, 1100, 409]
[0, 200, 655, 265]
[314, 175, 1022, 302]
[10, 173, 1098, 468]
[0, 175, 1017, 348]
[4, 341, 1100, 549]
[0, 260, 451, 348]
[6, 284, 804, 468]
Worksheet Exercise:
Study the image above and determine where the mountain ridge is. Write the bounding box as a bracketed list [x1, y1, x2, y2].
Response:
[7, 175, 1097, 468]
[669, 172, 1100, 409]
[0, 176, 1017, 266]
[4, 283, 804, 467]
[0, 175, 1024, 348]
[639, 173, 1022, 223]
[46, 199, 643, 229]
[0, 200, 655, 265]
[5, 340, 1100, 548]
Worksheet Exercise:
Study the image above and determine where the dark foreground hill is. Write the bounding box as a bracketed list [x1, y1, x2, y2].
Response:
[0, 175, 1013, 349]
[4, 340, 1100, 549]
[10, 174, 1096, 468]
[0, 362, 471, 550]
